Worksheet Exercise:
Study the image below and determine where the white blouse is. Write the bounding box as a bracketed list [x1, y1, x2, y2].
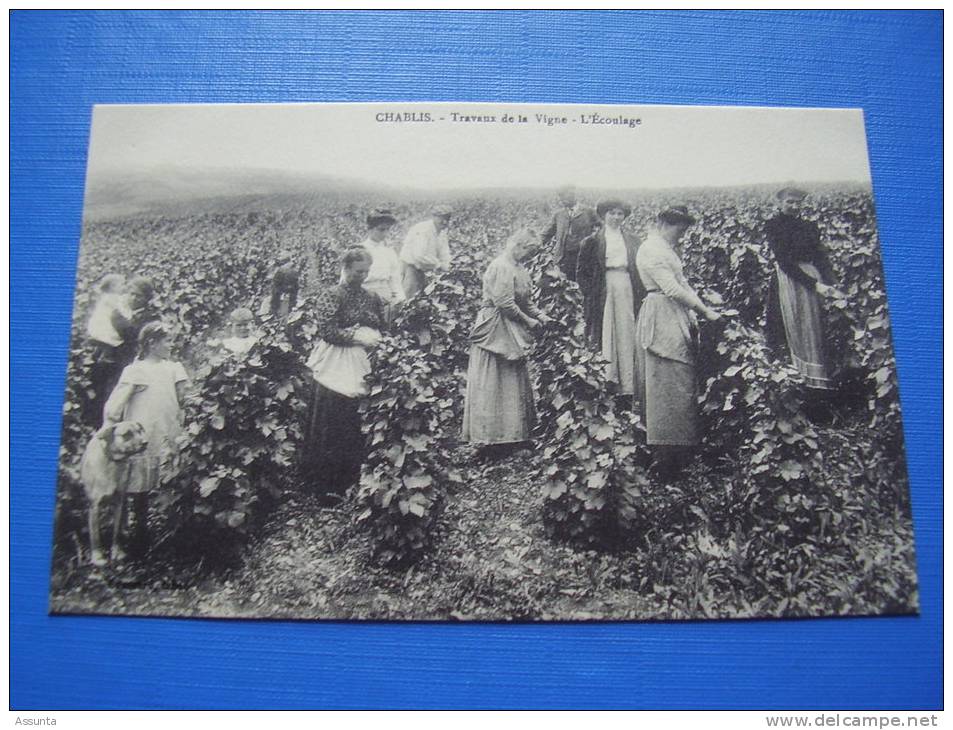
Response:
[636, 231, 705, 312]
[604, 226, 628, 268]
[399, 219, 451, 272]
[340, 238, 405, 304]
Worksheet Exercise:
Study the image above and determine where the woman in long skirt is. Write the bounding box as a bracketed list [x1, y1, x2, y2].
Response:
[635, 206, 721, 478]
[764, 187, 841, 390]
[576, 199, 646, 406]
[463, 229, 549, 456]
[302, 247, 385, 499]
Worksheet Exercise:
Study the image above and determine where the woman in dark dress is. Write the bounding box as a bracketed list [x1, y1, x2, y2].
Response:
[764, 187, 841, 390]
[302, 248, 385, 498]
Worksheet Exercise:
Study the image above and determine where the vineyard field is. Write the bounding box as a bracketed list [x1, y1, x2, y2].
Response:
[49, 184, 917, 621]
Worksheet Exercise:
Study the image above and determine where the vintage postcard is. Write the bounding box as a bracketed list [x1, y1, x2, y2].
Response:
[49, 102, 917, 621]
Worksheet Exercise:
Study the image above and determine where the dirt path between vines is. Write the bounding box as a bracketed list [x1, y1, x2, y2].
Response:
[52, 443, 675, 621]
[51, 417, 915, 622]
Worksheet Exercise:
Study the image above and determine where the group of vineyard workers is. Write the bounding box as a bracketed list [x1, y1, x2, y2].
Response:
[79, 185, 843, 566]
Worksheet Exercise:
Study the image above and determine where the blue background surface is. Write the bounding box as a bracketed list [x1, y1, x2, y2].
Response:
[11, 10, 942, 710]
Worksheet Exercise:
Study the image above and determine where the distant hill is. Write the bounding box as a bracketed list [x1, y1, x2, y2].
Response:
[81, 166, 872, 222]
[81, 166, 397, 220]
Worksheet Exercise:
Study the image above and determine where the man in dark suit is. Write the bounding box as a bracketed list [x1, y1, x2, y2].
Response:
[540, 185, 600, 281]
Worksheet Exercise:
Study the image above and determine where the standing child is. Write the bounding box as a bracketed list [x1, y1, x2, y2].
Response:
[103, 322, 189, 559]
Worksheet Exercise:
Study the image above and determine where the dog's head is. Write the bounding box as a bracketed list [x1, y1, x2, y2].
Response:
[97, 421, 148, 461]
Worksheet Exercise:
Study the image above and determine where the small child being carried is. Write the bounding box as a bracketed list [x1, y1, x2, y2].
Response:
[87, 273, 129, 348]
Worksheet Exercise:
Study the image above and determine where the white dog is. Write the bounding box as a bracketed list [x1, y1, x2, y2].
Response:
[79, 421, 148, 566]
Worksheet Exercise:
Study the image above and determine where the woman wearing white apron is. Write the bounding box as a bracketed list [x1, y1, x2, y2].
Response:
[303, 248, 385, 499]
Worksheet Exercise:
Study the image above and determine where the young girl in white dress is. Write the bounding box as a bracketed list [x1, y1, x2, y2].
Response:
[104, 322, 189, 560]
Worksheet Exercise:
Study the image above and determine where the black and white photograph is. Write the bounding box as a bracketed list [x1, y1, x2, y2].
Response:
[49, 102, 917, 621]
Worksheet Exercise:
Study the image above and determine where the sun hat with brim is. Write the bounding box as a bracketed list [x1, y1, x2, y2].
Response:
[431, 204, 453, 218]
[776, 186, 808, 200]
[596, 199, 632, 219]
[657, 205, 697, 227]
[367, 208, 398, 228]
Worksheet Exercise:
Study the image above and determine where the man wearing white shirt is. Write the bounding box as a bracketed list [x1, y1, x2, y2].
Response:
[356, 209, 404, 320]
[399, 204, 452, 298]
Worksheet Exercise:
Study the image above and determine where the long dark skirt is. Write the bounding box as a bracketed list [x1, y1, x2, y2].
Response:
[301, 381, 364, 496]
[85, 341, 124, 428]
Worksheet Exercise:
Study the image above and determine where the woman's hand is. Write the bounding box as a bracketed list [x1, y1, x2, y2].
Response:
[815, 281, 845, 297]
[703, 306, 722, 322]
[817, 282, 845, 298]
[352, 328, 382, 349]
[525, 316, 541, 330]
[536, 312, 553, 326]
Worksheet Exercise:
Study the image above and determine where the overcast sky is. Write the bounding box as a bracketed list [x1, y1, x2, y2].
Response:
[87, 103, 872, 191]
